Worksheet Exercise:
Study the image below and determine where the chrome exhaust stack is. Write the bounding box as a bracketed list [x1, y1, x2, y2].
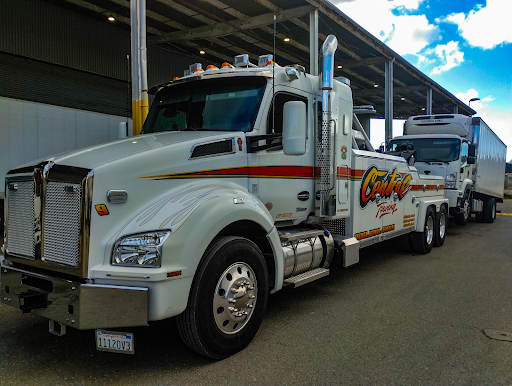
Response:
[318, 35, 338, 217]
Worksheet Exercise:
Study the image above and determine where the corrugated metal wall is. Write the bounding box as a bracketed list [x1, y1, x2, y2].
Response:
[0, 0, 201, 115]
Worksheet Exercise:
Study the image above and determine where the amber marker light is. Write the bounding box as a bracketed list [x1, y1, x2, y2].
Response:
[168, 271, 182, 277]
[221, 62, 232, 67]
[266, 60, 274, 65]
[173, 77, 179, 81]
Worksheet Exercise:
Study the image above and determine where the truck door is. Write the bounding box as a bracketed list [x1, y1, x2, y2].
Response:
[250, 89, 315, 223]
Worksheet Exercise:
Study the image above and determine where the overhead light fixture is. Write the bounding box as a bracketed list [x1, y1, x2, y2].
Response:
[283, 37, 290, 42]
[421, 107, 426, 110]
[108, 14, 115, 21]
[199, 50, 205, 54]
[469, 97, 480, 107]
[373, 84, 378, 88]
[401, 97, 405, 100]
[337, 65, 343, 69]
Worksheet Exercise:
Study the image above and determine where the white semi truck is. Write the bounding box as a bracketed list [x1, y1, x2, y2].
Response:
[0, 97, 131, 234]
[390, 114, 506, 225]
[1, 35, 448, 359]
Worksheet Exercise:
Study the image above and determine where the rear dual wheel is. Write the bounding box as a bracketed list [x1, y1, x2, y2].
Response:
[484, 197, 496, 223]
[412, 207, 435, 254]
[177, 236, 269, 359]
[434, 205, 447, 247]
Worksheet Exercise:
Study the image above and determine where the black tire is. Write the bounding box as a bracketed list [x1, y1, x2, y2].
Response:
[475, 211, 484, 223]
[454, 192, 470, 226]
[176, 236, 269, 359]
[412, 207, 435, 254]
[483, 198, 496, 223]
[434, 205, 447, 247]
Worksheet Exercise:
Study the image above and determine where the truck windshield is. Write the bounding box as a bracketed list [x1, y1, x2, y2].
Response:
[142, 77, 267, 133]
[390, 138, 461, 163]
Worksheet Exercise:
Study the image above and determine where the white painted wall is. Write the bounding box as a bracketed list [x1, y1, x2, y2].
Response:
[0, 97, 132, 198]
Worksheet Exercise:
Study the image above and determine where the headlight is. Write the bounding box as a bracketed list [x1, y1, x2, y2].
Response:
[444, 173, 457, 189]
[112, 231, 171, 267]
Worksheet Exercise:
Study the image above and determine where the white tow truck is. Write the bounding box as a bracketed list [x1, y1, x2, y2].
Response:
[390, 114, 506, 225]
[1, 35, 448, 359]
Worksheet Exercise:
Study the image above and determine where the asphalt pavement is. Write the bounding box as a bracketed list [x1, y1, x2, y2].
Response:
[0, 201, 511, 385]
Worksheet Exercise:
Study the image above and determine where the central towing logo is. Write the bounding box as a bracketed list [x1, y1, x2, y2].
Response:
[360, 166, 412, 209]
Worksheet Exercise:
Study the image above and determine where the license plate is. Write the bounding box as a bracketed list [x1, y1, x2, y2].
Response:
[96, 330, 134, 354]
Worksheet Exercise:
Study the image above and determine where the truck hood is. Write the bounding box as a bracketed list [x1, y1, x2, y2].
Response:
[38, 131, 234, 170]
[413, 162, 448, 179]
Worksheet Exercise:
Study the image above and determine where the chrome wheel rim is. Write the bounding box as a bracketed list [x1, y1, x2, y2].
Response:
[463, 198, 470, 221]
[492, 203, 496, 219]
[439, 212, 446, 239]
[426, 216, 434, 245]
[213, 263, 257, 335]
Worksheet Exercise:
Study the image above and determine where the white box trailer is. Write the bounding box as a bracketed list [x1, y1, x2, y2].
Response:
[471, 117, 507, 199]
[392, 114, 506, 225]
[0, 97, 131, 231]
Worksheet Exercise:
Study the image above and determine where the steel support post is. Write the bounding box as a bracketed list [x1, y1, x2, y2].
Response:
[131, 0, 148, 136]
[384, 59, 394, 149]
[453, 106, 459, 114]
[309, 10, 318, 76]
[426, 88, 433, 115]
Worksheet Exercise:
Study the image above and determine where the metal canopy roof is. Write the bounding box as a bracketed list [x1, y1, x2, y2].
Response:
[44, 0, 476, 119]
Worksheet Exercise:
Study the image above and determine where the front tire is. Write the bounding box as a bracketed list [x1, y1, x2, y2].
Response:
[454, 192, 470, 226]
[434, 205, 447, 247]
[412, 207, 435, 254]
[177, 236, 269, 359]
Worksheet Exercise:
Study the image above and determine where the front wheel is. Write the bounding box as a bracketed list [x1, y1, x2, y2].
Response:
[412, 207, 435, 254]
[434, 205, 447, 247]
[454, 192, 470, 226]
[176, 236, 269, 359]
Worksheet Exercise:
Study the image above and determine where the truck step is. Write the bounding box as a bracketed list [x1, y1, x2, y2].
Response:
[283, 268, 329, 288]
[279, 230, 325, 242]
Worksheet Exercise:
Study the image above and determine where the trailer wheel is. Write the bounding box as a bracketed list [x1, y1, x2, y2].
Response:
[176, 236, 269, 359]
[483, 198, 496, 223]
[454, 192, 470, 226]
[434, 205, 447, 247]
[412, 207, 435, 254]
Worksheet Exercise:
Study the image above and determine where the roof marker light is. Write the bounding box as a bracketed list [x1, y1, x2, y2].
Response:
[206, 65, 217, 70]
[172, 77, 179, 81]
[258, 54, 273, 67]
[221, 62, 233, 68]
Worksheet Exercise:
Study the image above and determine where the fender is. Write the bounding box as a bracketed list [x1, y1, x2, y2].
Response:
[100, 181, 284, 319]
[460, 178, 474, 198]
[415, 198, 449, 232]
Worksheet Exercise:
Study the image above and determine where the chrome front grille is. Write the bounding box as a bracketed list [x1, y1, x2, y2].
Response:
[42, 182, 82, 267]
[6, 181, 36, 259]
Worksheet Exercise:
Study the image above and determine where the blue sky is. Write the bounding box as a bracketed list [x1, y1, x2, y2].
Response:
[333, 0, 512, 160]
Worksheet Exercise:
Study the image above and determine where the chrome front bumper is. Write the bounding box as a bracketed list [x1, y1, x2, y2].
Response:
[1, 265, 148, 330]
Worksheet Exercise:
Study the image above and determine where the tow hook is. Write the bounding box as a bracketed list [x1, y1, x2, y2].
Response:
[18, 290, 51, 314]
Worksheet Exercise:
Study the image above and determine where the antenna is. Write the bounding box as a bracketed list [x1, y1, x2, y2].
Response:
[272, 14, 276, 134]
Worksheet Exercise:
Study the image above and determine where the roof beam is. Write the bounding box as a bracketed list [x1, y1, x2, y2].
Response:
[339, 57, 389, 69]
[149, 5, 315, 43]
[352, 85, 429, 98]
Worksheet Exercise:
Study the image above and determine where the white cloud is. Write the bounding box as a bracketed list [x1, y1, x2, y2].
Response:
[455, 89, 493, 113]
[437, 0, 512, 49]
[430, 41, 464, 75]
[334, 0, 440, 55]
